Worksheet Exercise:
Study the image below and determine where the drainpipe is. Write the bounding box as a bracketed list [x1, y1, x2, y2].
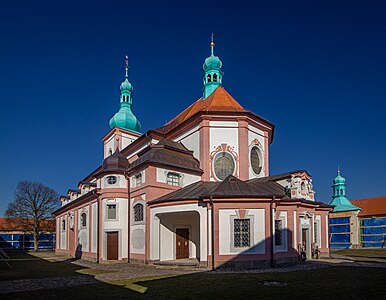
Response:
[270, 196, 276, 268]
[96, 190, 100, 263]
[209, 196, 215, 271]
[125, 172, 131, 263]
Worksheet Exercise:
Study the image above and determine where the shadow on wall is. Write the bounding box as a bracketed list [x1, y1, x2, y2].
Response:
[214, 228, 301, 270]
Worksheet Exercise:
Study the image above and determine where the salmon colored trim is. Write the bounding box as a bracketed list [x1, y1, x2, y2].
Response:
[238, 119, 249, 180]
[148, 200, 199, 208]
[264, 132, 269, 176]
[200, 119, 210, 180]
[145, 205, 150, 262]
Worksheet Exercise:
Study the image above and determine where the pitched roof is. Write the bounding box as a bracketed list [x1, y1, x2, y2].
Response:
[157, 86, 253, 133]
[128, 139, 203, 174]
[149, 175, 286, 204]
[351, 196, 386, 217]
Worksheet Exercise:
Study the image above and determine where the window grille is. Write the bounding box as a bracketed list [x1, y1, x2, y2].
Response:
[133, 203, 144, 222]
[214, 152, 235, 180]
[81, 213, 87, 228]
[234, 219, 250, 247]
[250, 146, 262, 175]
[167, 172, 180, 186]
[134, 173, 142, 186]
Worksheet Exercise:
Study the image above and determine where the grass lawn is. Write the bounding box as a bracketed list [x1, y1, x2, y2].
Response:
[333, 248, 386, 262]
[2, 266, 386, 299]
[0, 251, 109, 281]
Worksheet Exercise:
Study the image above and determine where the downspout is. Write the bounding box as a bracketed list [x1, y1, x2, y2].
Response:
[270, 196, 276, 268]
[125, 172, 131, 263]
[209, 196, 215, 271]
[96, 190, 100, 263]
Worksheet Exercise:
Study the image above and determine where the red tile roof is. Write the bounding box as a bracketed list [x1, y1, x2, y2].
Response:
[0, 218, 55, 232]
[157, 86, 247, 133]
[351, 196, 386, 217]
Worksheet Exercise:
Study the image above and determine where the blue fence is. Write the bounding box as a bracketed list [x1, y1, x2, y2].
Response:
[0, 233, 55, 250]
[360, 217, 386, 248]
[329, 217, 351, 249]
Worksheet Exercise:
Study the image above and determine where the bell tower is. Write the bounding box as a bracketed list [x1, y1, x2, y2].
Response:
[203, 34, 223, 99]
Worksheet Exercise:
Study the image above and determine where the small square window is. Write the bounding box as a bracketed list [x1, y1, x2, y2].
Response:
[107, 204, 117, 220]
[134, 173, 142, 186]
[167, 172, 180, 186]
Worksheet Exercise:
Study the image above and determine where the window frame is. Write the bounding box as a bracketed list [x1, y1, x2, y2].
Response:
[106, 176, 117, 185]
[274, 212, 288, 252]
[213, 151, 236, 181]
[230, 215, 254, 253]
[250, 146, 263, 176]
[106, 203, 118, 221]
[166, 172, 181, 186]
[132, 202, 145, 224]
[80, 212, 87, 229]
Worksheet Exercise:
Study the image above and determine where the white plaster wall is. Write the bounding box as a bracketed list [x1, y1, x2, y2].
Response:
[56, 218, 60, 249]
[274, 211, 288, 253]
[121, 132, 139, 149]
[247, 125, 266, 179]
[91, 202, 97, 253]
[219, 209, 265, 255]
[101, 174, 127, 189]
[130, 198, 146, 255]
[158, 213, 199, 261]
[156, 167, 201, 187]
[101, 198, 128, 260]
[60, 215, 66, 250]
[104, 135, 115, 158]
[173, 125, 200, 160]
[77, 207, 89, 252]
[150, 204, 207, 262]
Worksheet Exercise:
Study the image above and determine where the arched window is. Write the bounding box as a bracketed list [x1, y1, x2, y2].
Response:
[207, 74, 212, 82]
[301, 182, 307, 195]
[214, 152, 235, 180]
[81, 213, 87, 228]
[133, 203, 144, 222]
[340, 189, 343, 195]
[167, 172, 180, 186]
[62, 219, 66, 231]
[213, 73, 218, 82]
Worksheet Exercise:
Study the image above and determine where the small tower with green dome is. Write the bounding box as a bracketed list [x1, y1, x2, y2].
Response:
[109, 56, 141, 133]
[203, 34, 224, 99]
[329, 167, 361, 212]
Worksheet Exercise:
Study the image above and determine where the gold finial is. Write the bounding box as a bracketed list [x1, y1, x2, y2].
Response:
[338, 165, 340, 174]
[210, 33, 215, 47]
[125, 55, 129, 77]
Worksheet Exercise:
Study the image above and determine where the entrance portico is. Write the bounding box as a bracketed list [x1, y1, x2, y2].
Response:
[149, 203, 208, 265]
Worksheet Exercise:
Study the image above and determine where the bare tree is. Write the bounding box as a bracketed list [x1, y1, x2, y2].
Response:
[6, 181, 59, 251]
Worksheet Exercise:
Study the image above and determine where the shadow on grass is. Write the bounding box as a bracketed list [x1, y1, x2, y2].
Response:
[1, 251, 386, 299]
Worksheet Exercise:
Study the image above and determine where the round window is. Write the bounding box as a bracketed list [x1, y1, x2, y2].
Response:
[250, 146, 262, 175]
[107, 176, 117, 185]
[214, 152, 235, 180]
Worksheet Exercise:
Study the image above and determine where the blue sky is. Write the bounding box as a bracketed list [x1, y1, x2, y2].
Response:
[0, 0, 385, 215]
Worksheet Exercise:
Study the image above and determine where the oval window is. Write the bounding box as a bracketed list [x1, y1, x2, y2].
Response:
[250, 146, 262, 175]
[214, 152, 235, 180]
[107, 176, 117, 185]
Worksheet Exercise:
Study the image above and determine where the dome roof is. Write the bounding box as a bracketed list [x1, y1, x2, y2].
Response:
[109, 104, 141, 132]
[120, 77, 133, 92]
[333, 172, 346, 184]
[203, 54, 222, 70]
[102, 149, 129, 172]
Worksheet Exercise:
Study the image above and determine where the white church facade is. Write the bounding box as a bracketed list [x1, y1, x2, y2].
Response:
[54, 39, 331, 269]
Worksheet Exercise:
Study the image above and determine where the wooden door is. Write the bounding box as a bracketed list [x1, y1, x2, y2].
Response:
[176, 228, 189, 259]
[107, 231, 118, 260]
[302, 229, 307, 253]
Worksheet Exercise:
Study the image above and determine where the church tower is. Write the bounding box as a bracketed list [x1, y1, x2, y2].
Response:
[103, 56, 142, 158]
[109, 55, 141, 133]
[329, 168, 361, 212]
[203, 34, 224, 99]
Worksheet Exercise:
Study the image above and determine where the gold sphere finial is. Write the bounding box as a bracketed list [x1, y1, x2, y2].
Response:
[210, 33, 215, 47]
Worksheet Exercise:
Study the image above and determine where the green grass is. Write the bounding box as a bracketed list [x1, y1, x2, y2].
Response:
[333, 248, 386, 262]
[1, 251, 85, 281]
[2, 266, 386, 299]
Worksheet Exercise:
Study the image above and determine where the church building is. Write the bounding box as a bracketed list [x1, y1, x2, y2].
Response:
[54, 38, 332, 268]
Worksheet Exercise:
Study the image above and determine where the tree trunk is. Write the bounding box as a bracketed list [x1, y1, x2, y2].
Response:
[33, 230, 39, 251]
